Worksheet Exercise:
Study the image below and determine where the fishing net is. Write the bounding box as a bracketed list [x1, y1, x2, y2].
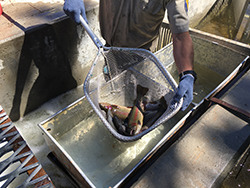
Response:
[80, 16, 182, 142]
[84, 46, 182, 142]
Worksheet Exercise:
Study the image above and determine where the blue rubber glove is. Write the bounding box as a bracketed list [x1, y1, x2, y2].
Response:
[63, 0, 88, 24]
[173, 74, 194, 111]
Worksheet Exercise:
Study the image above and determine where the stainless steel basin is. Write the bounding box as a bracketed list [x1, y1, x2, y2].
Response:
[38, 34, 248, 188]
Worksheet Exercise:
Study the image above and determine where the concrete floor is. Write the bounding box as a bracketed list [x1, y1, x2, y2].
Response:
[131, 69, 250, 188]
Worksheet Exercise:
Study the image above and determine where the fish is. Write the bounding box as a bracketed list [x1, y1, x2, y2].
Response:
[106, 109, 117, 131]
[112, 115, 130, 136]
[145, 96, 168, 111]
[143, 110, 158, 125]
[127, 106, 144, 135]
[143, 106, 165, 129]
[104, 108, 130, 135]
[99, 102, 131, 120]
[127, 85, 149, 135]
[100, 86, 169, 136]
[143, 96, 168, 129]
[145, 102, 161, 111]
[133, 85, 149, 113]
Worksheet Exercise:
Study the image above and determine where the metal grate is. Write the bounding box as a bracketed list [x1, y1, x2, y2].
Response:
[0, 105, 54, 188]
[153, 22, 173, 52]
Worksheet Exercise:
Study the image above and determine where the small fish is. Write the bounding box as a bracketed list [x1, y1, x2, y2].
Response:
[127, 85, 149, 135]
[99, 102, 131, 120]
[143, 107, 165, 129]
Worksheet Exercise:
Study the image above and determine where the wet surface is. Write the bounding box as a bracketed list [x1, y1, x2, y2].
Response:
[221, 144, 250, 188]
[195, 2, 250, 187]
[195, 0, 250, 45]
[195, 1, 237, 40]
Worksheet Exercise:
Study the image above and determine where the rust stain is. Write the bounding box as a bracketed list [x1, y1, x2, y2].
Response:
[192, 150, 205, 164]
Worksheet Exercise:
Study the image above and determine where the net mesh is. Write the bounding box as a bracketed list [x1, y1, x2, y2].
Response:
[84, 46, 182, 142]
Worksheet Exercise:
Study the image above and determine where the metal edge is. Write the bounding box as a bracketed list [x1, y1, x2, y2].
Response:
[37, 36, 249, 187]
[37, 54, 249, 187]
[154, 41, 173, 56]
[113, 56, 250, 187]
[189, 27, 250, 56]
[114, 108, 194, 188]
[37, 96, 96, 188]
[195, 55, 249, 107]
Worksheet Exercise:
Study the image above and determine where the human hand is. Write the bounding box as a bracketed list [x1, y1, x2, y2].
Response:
[173, 74, 194, 111]
[63, 0, 88, 24]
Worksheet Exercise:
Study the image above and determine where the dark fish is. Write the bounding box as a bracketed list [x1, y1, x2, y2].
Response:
[145, 102, 161, 111]
[143, 106, 166, 129]
[112, 115, 130, 136]
[143, 110, 158, 125]
[143, 96, 168, 129]
[145, 96, 168, 111]
[133, 85, 149, 113]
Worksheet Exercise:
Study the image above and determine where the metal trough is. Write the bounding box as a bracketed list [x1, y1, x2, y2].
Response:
[38, 33, 248, 187]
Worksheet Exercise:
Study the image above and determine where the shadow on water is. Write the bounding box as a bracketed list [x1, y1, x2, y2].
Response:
[9, 24, 77, 121]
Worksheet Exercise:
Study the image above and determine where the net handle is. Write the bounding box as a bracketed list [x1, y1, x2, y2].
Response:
[80, 15, 104, 49]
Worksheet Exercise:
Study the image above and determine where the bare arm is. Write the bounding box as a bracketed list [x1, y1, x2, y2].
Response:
[172, 31, 195, 111]
[172, 32, 194, 74]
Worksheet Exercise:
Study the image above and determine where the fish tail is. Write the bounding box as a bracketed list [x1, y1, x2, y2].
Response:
[134, 124, 142, 135]
[137, 85, 149, 97]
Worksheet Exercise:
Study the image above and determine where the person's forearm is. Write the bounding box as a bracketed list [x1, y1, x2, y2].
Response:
[172, 32, 194, 74]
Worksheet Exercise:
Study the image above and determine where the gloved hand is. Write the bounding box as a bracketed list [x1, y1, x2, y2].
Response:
[173, 74, 195, 111]
[63, 0, 88, 24]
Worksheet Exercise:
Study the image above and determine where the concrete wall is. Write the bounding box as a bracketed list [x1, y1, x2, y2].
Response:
[0, 1, 102, 121]
[0, 0, 218, 121]
[188, 0, 217, 27]
[232, 0, 250, 30]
